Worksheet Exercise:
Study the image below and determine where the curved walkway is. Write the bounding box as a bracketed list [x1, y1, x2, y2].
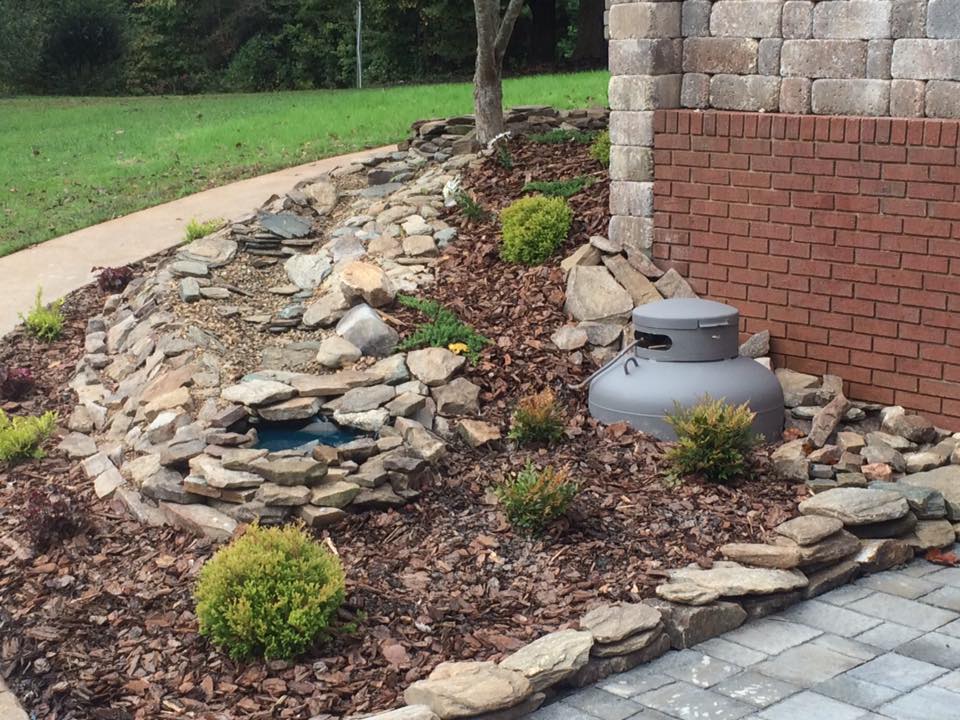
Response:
[530, 551, 960, 720]
[0, 145, 395, 336]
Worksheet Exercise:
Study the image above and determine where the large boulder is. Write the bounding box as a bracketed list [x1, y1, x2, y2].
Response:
[564, 266, 633, 322]
[336, 304, 399, 357]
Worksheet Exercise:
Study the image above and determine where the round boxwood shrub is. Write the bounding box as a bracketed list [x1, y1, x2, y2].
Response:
[194, 523, 346, 660]
[500, 195, 573, 265]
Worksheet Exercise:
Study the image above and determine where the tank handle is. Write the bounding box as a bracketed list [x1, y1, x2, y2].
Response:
[567, 340, 638, 391]
[624, 357, 639, 375]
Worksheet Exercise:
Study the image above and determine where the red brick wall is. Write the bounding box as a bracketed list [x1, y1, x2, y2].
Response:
[652, 109, 960, 428]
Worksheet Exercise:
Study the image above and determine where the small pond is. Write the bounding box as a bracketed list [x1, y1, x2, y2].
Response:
[254, 415, 367, 453]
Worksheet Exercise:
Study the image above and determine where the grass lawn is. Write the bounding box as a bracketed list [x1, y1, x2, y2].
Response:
[0, 70, 608, 257]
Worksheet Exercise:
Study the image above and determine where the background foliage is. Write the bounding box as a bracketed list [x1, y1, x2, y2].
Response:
[0, 0, 605, 96]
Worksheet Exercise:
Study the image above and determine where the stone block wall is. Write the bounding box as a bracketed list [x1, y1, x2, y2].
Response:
[652, 109, 960, 427]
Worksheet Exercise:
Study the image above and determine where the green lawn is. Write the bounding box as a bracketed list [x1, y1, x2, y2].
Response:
[0, 71, 608, 257]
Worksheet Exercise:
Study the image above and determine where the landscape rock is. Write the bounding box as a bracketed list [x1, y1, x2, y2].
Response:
[406, 348, 466, 386]
[807, 394, 851, 449]
[861, 444, 906, 473]
[869, 481, 946, 520]
[776, 369, 820, 408]
[340, 261, 396, 307]
[499, 630, 593, 691]
[661, 561, 808, 601]
[333, 408, 390, 433]
[310, 481, 361, 508]
[221, 379, 295, 407]
[848, 512, 918, 540]
[719, 543, 801, 569]
[257, 483, 311, 506]
[882, 410, 938, 444]
[901, 466, 960, 520]
[803, 560, 860, 599]
[58, 432, 98, 459]
[866, 431, 916, 452]
[654, 268, 697, 299]
[302, 289, 351, 328]
[296, 505, 346, 528]
[642, 599, 747, 649]
[160, 502, 237, 541]
[739, 331, 770, 358]
[433, 378, 481, 415]
[903, 519, 956, 551]
[578, 602, 662, 643]
[560, 244, 602, 273]
[315, 336, 362, 368]
[774, 530, 861, 567]
[855, 538, 914, 573]
[774, 515, 844, 545]
[591, 627, 664, 657]
[799, 487, 909, 526]
[403, 663, 533, 719]
[336, 304, 399, 357]
[189, 455, 263, 489]
[564, 266, 633, 322]
[251, 456, 327, 486]
[258, 396, 323, 421]
[601, 255, 662, 305]
[457, 419, 501, 448]
[550, 325, 588, 351]
[284, 253, 332, 290]
[331, 384, 396, 413]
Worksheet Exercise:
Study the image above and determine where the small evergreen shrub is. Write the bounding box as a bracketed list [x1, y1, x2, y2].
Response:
[184, 218, 224, 244]
[24, 489, 83, 552]
[454, 191, 489, 222]
[95, 265, 135, 293]
[528, 129, 596, 145]
[522, 176, 595, 199]
[0, 410, 57, 463]
[20, 289, 64, 342]
[397, 295, 490, 361]
[665, 397, 757, 485]
[194, 523, 346, 661]
[496, 142, 514, 170]
[495, 462, 579, 535]
[508, 389, 566, 444]
[500, 196, 573, 265]
[0, 367, 35, 400]
[590, 130, 611, 168]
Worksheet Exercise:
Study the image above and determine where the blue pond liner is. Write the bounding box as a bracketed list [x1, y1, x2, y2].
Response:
[255, 415, 366, 453]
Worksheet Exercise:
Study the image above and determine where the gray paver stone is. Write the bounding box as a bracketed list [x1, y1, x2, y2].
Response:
[639, 680, 755, 720]
[753, 642, 864, 686]
[878, 684, 960, 720]
[848, 592, 959, 631]
[848, 651, 948, 691]
[758, 690, 873, 720]
[722, 619, 822, 655]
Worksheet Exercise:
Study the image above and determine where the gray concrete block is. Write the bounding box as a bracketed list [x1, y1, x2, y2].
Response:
[747, 690, 867, 720]
[610, 38, 683, 76]
[814, 675, 901, 711]
[857, 572, 940, 600]
[710, 0, 783, 37]
[880, 686, 960, 720]
[781, 39, 868, 78]
[610, 181, 654, 217]
[610, 2, 682, 40]
[753, 643, 864, 687]
[683, 37, 758, 74]
[855, 620, 924, 650]
[892, 39, 960, 79]
[928, 0, 960, 39]
[781, 77, 813, 113]
[926, 80, 960, 117]
[892, 0, 928, 38]
[811, 79, 890, 115]
[890, 78, 926, 116]
[610, 145, 654, 182]
[849, 651, 949, 691]
[898, 631, 960, 669]
[609, 110, 655, 147]
[710, 74, 781, 111]
[562, 687, 645, 720]
[722, 619, 822, 656]
[867, 39, 894, 79]
[695, 637, 769, 667]
[813, 1, 892, 39]
[713, 671, 799, 709]
[609, 74, 682, 111]
[638, 682, 756, 720]
[681, 72, 710, 108]
[682, 0, 712, 37]
[609, 215, 654, 256]
[783, 1, 814, 39]
[759, 39, 784, 75]
[780, 600, 883, 638]
[848, 592, 960, 631]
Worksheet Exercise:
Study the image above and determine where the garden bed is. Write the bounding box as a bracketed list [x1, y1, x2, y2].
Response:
[0, 135, 803, 719]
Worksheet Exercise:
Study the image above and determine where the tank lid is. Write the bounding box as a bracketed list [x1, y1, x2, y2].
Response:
[633, 298, 739, 330]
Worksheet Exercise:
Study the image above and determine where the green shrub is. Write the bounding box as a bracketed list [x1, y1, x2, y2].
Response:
[500, 196, 573, 265]
[496, 143, 514, 170]
[0, 410, 57, 463]
[397, 295, 490, 362]
[522, 176, 595, 199]
[454, 191, 489, 222]
[194, 523, 346, 661]
[183, 218, 224, 244]
[665, 397, 758, 485]
[590, 130, 611, 168]
[508, 389, 566, 445]
[20, 288, 64, 342]
[528, 129, 597, 145]
[495, 462, 579, 535]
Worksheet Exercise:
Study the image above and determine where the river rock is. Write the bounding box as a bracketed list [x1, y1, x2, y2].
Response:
[500, 629, 593, 691]
[284, 253, 332, 290]
[407, 348, 466, 386]
[799, 487, 909, 526]
[340, 261, 396, 307]
[221, 379, 296, 407]
[901, 466, 960, 520]
[719, 543, 802, 569]
[403, 663, 532, 719]
[336, 304, 399, 357]
[579, 602, 662, 643]
[564, 266, 633, 322]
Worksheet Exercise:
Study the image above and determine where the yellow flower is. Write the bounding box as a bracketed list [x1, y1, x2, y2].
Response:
[448, 342, 469, 355]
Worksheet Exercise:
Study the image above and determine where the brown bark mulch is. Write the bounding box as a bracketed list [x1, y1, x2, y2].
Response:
[0, 138, 803, 720]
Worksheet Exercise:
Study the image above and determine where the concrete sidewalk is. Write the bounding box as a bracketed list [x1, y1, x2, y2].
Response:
[0, 145, 395, 336]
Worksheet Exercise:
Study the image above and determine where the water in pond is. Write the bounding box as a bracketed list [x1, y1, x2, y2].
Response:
[255, 415, 366, 453]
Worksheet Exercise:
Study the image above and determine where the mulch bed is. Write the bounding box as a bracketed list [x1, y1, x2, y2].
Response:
[0, 137, 804, 720]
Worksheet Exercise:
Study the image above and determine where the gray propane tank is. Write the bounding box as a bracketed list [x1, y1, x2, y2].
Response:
[587, 298, 784, 441]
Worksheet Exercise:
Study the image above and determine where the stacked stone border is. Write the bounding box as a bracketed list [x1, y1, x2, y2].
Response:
[651, 109, 960, 428]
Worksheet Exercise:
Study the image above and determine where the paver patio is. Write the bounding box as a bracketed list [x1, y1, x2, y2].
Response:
[527, 552, 960, 720]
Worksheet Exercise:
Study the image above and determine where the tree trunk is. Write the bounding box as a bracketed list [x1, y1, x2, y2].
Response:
[473, 0, 526, 144]
[574, 0, 606, 63]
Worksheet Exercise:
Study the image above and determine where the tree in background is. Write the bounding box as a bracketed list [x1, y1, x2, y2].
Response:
[473, 0, 526, 143]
